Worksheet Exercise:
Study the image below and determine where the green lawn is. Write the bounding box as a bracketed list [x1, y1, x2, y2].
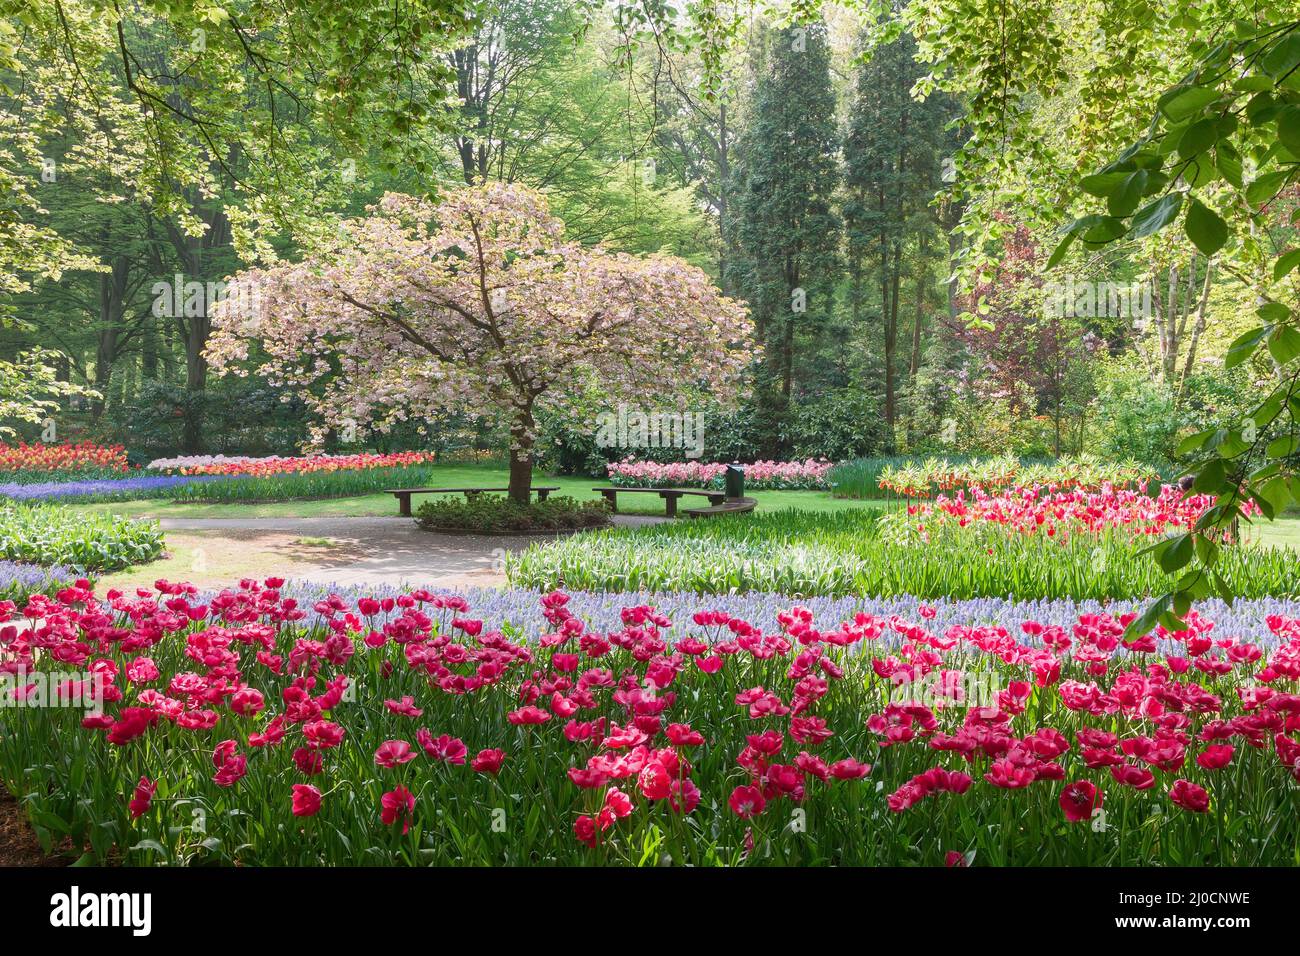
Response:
[67, 464, 887, 519]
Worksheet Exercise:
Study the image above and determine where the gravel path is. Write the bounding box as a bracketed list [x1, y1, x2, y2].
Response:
[151, 514, 663, 588]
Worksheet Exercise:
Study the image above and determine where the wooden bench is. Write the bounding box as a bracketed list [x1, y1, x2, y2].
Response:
[685, 496, 757, 518]
[387, 486, 560, 517]
[592, 486, 726, 518]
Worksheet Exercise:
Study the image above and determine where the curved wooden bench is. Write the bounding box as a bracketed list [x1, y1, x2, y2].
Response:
[685, 496, 757, 518]
[592, 486, 725, 518]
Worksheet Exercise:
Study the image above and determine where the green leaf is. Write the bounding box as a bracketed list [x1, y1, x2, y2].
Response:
[1218, 431, 1252, 458]
[1262, 33, 1300, 78]
[1246, 170, 1290, 206]
[1081, 216, 1127, 243]
[1274, 249, 1300, 281]
[1259, 302, 1292, 323]
[1267, 323, 1300, 364]
[1260, 476, 1295, 513]
[1266, 434, 1300, 458]
[1130, 194, 1183, 239]
[1176, 118, 1219, 159]
[1185, 198, 1228, 254]
[1175, 427, 1217, 456]
[1123, 594, 1171, 641]
[1224, 325, 1268, 368]
[1045, 231, 1075, 270]
[1280, 106, 1300, 158]
[1108, 170, 1151, 217]
[1214, 149, 1243, 189]
[1193, 457, 1226, 492]
[1234, 75, 1273, 93]
[1158, 534, 1194, 573]
[1080, 171, 1130, 196]
[1160, 86, 1222, 122]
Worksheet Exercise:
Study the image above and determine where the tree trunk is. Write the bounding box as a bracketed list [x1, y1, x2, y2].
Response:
[910, 241, 928, 379]
[92, 254, 130, 420]
[1179, 260, 1214, 395]
[162, 200, 228, 453]
[142, 316, 159, 379]
[507, 409, 536, 505]
[884, 247, 902, 431]
[780, 318, 795, 400]
[182, 328, 208, 453]
[717, 102, 730, 288]
[1159, 264, 1181, 383]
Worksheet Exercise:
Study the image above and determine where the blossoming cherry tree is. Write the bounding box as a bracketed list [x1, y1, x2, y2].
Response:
[207, 183, 754, 502]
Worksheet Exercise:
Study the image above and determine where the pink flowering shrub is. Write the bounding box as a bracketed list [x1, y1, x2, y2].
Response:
[2, 579, 1299, 865]
[607, 457, 833, 490]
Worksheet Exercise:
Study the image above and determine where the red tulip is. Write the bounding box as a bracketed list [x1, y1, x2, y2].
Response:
[292, 784, 322, 817]
[1059, 780, 1102, 823]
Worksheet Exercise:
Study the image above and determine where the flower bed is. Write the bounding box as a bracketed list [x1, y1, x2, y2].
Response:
[839, 455, 1158, 500]
[606, 458, 834, 490]
[506, 510, 1299, 601]
[269, 582, 1300, 643]
[0, 441, 130, 483]
[0, 503, 164, 572]
[148, 451, 436, 476]
[2, 579, 1298, 866]
[0, 559, 80, 604]
[1, 466, 441, 505]
[888, 483, 1260, 541]
[0, 474, 230, 503]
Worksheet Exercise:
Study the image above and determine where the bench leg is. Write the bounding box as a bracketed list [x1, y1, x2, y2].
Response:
[603, 491, 617, 513]
[536, 489, 550, 501]
[663, 495, 677, 518]
[398, 493, 412, 517]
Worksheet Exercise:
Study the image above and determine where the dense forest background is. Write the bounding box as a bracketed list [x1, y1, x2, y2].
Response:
[2, 1, 1288, 471]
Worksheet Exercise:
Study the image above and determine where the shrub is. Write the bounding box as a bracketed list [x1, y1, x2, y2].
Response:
[781, 385, 888, 461]
[414, 494, 610, 533]
[0, 503, 164, 572]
